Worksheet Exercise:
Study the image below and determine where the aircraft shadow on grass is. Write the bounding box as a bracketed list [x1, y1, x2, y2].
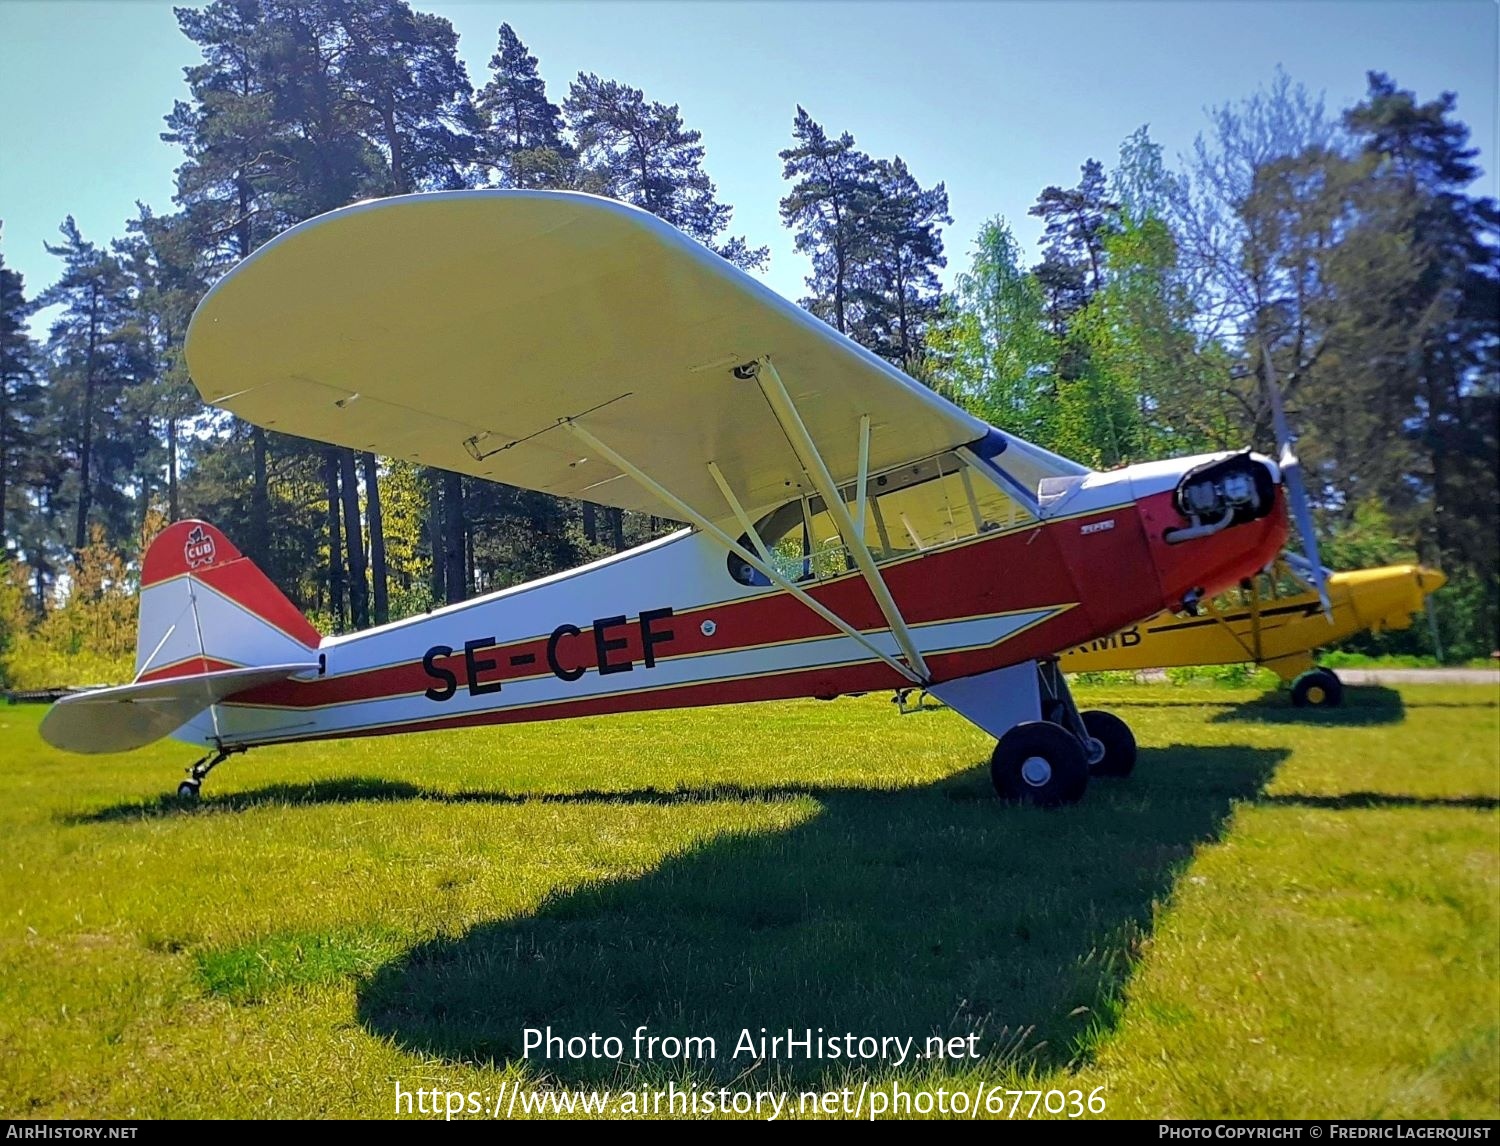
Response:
[66, 778, 857, 825]
[1212, 684, 1406, 726]
[1108, 685, 1407, 727]
[341, 744, 1287, 1086]
[1260, 791, 1500, 812]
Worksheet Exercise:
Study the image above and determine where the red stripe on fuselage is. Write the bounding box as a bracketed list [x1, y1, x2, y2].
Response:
[232, 507, 1135, 711]
[233, 636, 1074, 746]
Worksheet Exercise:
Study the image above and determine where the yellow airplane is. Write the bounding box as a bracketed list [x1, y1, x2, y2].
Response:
[1059, 559, 1446, 707]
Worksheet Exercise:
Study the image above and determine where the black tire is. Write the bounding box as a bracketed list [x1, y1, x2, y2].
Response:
[1082, 710, 1137, 777]
[1291, 668, 1344, 708]
[177, 779, 201, 800]
[990, 721, 1089, 807]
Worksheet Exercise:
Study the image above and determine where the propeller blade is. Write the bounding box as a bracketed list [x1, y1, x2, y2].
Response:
[1262, 346, 1332, 621]
[1280, 452, 1333, 619]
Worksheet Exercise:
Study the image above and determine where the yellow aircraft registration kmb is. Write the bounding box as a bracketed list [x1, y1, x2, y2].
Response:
[41, 191, 1319, 806]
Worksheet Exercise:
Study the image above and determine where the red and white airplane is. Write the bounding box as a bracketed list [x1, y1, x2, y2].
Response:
[41, 191, 1296, 806]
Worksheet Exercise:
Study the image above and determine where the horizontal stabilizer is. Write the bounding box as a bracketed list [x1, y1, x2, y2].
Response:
[39, 663, 320, 755]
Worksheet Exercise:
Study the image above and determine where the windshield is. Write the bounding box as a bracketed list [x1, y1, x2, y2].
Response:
[727, 449, 1035, 586]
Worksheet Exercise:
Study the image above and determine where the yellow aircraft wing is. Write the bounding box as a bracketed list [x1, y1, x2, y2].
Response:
[184, 190, 994, 524]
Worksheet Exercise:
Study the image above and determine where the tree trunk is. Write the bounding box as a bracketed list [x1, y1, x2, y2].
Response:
[75, 290, 100, 552]
[167, 417, 180, 521]
[339, 448, 369, 629]
[383, 104, 409, 195]
[463, 514, 474, 598]
[0, 393, 8, 545]
[427, 469, 445, 605]
[610, 506, 625, 552]
[582, 500, 596, 544]
[362, 451, 388, 624]
[895, 260, 910, 364]
[250, 425, 269, 565]
[442, 471, 466, 605]
[324, 449, 346, 632]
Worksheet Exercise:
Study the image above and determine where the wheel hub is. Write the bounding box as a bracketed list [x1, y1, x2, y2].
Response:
[1020, 756, 1052, 787]
[1307, 686, 1326, 704]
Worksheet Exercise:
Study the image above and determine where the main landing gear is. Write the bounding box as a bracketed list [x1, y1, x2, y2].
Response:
[925, 659, 1140, 808]
[1290, 667, 1344, 708]
[989, 660, 1137, 806]
[175, 745, 244, 800]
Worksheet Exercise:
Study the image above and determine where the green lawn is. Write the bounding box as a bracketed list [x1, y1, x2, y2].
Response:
[1, 683, 1495, 1119]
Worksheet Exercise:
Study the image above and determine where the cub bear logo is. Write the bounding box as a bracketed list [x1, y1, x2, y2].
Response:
[183, 525, 217, 570]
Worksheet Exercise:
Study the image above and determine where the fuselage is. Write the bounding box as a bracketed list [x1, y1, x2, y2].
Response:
[184, 449, 1289, 749]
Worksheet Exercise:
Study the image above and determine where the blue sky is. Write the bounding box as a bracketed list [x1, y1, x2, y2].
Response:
[1, 0, 1496, 314]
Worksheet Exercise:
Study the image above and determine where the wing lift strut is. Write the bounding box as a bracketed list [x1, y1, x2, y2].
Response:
[561, 356, 930, 686]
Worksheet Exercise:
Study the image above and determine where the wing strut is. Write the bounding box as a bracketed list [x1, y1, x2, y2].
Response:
[751, 358, 931, 682]
[707, 461, 770, 563]
[854, 414, 871, 544]
[560, 416, 925, 685]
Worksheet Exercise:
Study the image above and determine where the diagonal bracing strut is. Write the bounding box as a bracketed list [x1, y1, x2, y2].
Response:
[560, 417, 926, 685]
[751, 357, 931, 681]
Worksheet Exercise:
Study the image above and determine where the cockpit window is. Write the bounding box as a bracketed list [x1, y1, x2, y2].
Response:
[726, 449, 1035, 586]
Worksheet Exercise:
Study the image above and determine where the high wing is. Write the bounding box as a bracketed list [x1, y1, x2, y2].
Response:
[184, 190, 990, 524]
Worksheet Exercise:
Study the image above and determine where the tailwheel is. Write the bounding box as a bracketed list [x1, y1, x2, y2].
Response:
[1082, 710, 1137, 777]
[175, 745, 243, 799]
[1291, 668, 1343, 708]
[991, 721, 1089, 807]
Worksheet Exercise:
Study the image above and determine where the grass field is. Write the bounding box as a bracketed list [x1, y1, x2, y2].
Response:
[1, 682, 1496, 1119]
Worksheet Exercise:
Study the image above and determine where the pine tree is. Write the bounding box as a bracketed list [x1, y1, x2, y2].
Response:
[849, 157, 951, 368]
[477, 23, 569, 189]
[0, 225, 43, 553]
[1029, 158, 1119, 330]
[779, 107, 877, 334]
[166, 0, 290, 565]
[1343, 73, 1499, 651]
[336, 0, 479, 194]
[38, 218, 150, 555]
[115, 207, 206, 524]
[331, 0, 479, 619]
[566, 73, 766, 269]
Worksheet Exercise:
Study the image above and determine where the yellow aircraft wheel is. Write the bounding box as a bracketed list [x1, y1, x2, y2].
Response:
[1291, 668, 1344, 709]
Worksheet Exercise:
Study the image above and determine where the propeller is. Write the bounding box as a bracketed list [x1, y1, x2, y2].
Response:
[1261, 346, 1333, 620]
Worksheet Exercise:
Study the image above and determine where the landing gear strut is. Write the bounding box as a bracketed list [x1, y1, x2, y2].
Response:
[176, 745, 244, 800]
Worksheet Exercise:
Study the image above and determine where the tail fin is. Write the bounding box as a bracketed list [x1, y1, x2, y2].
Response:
[39, 522, 323, 755]
[134, 520, 322, 682]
